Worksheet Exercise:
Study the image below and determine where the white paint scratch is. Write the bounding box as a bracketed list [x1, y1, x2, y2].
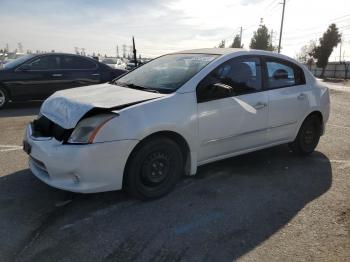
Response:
[328, 124, 350, 129]
[0, 145, 22, 152]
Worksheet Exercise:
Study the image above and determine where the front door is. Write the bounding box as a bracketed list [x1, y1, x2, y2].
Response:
[197, 56, 269, 163]
[10, 55, 62, 100]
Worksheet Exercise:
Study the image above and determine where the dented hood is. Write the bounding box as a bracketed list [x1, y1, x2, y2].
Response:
[40, 83, 165, 129]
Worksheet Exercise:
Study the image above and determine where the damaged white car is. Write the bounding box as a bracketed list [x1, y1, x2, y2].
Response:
[24, 48, 330, 199]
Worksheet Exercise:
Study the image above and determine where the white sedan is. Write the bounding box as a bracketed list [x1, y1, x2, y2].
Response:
[23, 48, 330, 199]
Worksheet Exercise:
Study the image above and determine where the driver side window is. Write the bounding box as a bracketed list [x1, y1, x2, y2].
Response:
[197, 56, 262, 103]
[25, 56, 60, 70]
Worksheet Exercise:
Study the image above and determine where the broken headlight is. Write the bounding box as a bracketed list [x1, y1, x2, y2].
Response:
[67, 114, 116, 144]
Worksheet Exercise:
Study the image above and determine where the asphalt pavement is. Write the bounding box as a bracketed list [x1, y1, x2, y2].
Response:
[0, 87, 349, 262]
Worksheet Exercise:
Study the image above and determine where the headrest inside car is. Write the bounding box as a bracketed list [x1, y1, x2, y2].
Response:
[273, 69, 289, 80]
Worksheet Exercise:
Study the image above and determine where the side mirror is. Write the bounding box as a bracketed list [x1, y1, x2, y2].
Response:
[18, 64, 31, 71]
[210, 83, 234, 98]
[212, 82, 233, 93]
[197, 82, 233, 103]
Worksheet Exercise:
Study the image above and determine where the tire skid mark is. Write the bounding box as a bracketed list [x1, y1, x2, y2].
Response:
[14, 201, 73, 262]
[103, 236, 149, 262]
[150, 247, 188, 262]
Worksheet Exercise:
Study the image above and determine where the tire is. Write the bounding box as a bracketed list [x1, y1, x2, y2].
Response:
[0, 87, 9, 109]
[289, 115, 322, 156]
[125, 136, 184, 199]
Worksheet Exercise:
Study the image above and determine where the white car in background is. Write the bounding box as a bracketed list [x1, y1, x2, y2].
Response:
[100, 57, 126, 70]
[23, 48, 330, 199]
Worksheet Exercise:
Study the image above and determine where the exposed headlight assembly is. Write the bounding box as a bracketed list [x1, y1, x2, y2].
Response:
[68, 113, 116, 144]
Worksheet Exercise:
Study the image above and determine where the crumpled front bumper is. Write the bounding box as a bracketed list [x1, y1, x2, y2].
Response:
[24, 124, 138, 193]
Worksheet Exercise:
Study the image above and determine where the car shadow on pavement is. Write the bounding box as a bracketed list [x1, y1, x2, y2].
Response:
[0, 101, 42, 118]
[0, 145, 332, 262]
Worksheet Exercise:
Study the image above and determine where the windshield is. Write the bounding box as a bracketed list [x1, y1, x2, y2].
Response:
[115, 53, 219, 93]
[3, 54, 36, 69]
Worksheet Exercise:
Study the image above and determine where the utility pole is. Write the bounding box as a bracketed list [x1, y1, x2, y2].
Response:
[339, 37, 343, 62]
[278, 0, 286, 53]
[270, 30, 274, 46]
[122, 45, 126, 58]
[132, 36, 137, 67]
[239, 26, 243, 47]
[116, 45, 119, 58]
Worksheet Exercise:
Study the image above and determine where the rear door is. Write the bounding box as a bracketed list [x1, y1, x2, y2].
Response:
[60, 55, 101, 89]
[263, 57, 309, 143]
[197, 56, 269, 163]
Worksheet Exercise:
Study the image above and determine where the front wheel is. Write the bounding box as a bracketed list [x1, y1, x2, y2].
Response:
[124, 137, 184, 199]
[0, 87, 9, 109]
[289, 115, 322, 156]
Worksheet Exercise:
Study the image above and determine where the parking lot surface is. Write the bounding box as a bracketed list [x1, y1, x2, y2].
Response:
[0, 86, 349, 262]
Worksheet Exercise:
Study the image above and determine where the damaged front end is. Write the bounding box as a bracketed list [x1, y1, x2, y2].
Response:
[31, 109, 118, 144]
[30, 83, 166, 143]
[31, 115, 73, 142]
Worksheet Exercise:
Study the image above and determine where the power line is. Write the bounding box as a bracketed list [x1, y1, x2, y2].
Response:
[288, 14, 350, 33]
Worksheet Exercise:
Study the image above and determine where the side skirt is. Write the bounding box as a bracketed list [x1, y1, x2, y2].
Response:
[197, 139, 290, 167]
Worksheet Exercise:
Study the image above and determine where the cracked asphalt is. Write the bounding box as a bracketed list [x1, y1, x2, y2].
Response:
[0, 85, 349, 262]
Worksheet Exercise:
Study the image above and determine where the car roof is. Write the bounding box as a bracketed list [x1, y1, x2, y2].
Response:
[172, 48, 306, 67]
[172, 48, 293, 60]
[173, 48, 245, 55]
[31, 53, 97, 60]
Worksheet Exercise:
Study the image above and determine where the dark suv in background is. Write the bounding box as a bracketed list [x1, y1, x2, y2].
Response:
[0, 53, 126, 109]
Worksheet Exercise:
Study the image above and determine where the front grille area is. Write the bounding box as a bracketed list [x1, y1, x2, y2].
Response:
[32, 116, 73, 142]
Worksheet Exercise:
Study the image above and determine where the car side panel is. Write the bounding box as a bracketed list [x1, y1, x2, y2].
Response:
[94, 93, 199, 175]
[266, 84, 311, 143]
[2, 70, 54, 100]
[197, 92, 269, 162]
[290, 83, 330, 140]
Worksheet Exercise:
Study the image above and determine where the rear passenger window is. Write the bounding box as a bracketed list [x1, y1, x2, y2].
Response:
[266, 60, 305, 89]
[61, 56, 96, 70]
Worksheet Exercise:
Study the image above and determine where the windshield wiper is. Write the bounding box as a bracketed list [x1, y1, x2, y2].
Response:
[115, 82, 160, 93]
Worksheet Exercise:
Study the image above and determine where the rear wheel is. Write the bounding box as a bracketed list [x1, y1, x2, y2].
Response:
[0, 87, 9, 109]
[289, 115, 322, 156]
[125, 137, 184, 199]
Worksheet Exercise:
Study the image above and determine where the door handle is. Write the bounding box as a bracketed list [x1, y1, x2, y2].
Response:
[52, 74, 62, 77]
[298, 93, 306, 100]
[254, 102, 267, 110]
[92, 73, 100, 76]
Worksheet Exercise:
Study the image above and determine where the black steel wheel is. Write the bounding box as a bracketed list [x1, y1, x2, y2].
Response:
[289, 115, 322, 155]
[125, 136, 184, 199]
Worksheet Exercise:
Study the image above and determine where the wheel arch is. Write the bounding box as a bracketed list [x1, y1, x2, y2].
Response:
[123, 130, 194, 187]
[299, 110, 324, 137]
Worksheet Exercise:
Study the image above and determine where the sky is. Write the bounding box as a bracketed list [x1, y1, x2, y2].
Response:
[0, 0, 349, 60]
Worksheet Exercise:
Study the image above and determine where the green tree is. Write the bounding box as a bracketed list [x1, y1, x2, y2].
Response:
[250, 24, 274, 51]
[296, 40, 316, 69]
[230, 35, 243, 48]
[217, 40, 225, 48]
[311, 23, 341, 78]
